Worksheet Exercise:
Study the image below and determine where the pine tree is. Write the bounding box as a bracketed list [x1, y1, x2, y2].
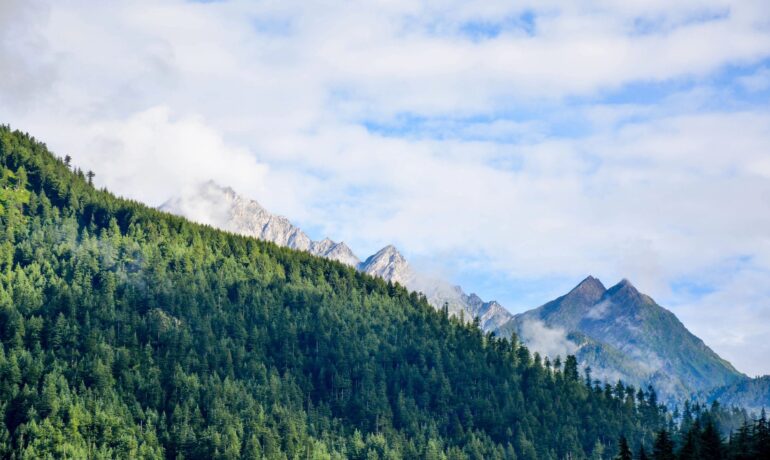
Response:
[756, 409, 770, 460]
[652, 430, 675, 460]
[615, 435, 632, 460]
[731, 419, 752, 460]
[699, 420, 722, 460]
[564, 355, 579, 382]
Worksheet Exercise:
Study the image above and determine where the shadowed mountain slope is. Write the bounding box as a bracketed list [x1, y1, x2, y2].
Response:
[497, 277, 745, 404]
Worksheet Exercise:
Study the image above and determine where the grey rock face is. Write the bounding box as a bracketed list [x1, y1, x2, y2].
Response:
[160, 181, 359, 266]
[312, 238, 361, 267]
[359, 245, 414, 286]
[358, 248, 513, 329]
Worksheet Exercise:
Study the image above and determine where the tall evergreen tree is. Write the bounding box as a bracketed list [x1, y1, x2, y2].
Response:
[615, 435, 632, 460]
[756, 409, 770, 460]
[652, 430, 675, 460]
[699, 420, 722, 460]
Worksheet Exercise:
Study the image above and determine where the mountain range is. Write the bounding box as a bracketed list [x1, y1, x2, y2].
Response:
[160, 181, 514, 331]
[0, 125, 675, 457]
[1, 126, 767, 458]
[161, 180, 768, 410]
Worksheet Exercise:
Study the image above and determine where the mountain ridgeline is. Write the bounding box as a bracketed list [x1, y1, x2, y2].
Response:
[0, 127, 672, 458]
[161, 181, 767, 410]
[161, 181, 514, 331]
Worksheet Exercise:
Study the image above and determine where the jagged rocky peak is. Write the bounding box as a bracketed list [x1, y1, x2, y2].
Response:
[312, 237, 337, 253]
[160, 180, 360, 265]
[467, 293, 485, 308]
[605, 278, 646, 304]
[475, 300, 511, 331]
[162, 181, 514, 331]
[311, 239, 360, 267]
[499, 275, 746, 405]
[359, 245, 413, 286]
[569, 275, 607, 301]
[363, 245, 406, 265]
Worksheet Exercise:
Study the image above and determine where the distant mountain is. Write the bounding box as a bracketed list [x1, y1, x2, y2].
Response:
[496, 276, 746, 404]
[358, 245, 413, 286]
[707, 376, 770, 415]
[358, 245, 512, 330]
[161, 181, 360, 267]
[161, 181, 513, 329]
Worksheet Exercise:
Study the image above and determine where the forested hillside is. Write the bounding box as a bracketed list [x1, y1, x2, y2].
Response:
[0, 125, 678, 458]
[708, 376, 770, 416]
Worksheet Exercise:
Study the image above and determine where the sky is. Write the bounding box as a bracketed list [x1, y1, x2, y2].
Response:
[1, 0, 770, 376]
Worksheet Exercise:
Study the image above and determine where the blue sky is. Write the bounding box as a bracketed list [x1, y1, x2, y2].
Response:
[1, 0, 770, 375]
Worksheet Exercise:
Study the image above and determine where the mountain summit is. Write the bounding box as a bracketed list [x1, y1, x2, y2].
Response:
[496, 277, 746, 403]
[160, 181, 360, 267]
[359, 245, 413, 286]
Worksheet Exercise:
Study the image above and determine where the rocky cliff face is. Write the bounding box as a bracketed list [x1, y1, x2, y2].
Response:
[311, 238, 361, 267]
[357, 247, 514, 329]
[359, 245, 414, 286]
[160, 181, 513, 329]
[160, 181, 360, 267]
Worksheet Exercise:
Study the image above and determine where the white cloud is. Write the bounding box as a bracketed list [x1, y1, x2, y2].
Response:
[737, 67, 770, 92]
[24, 106, 270, 208]
[518, 319, 579, 360]
[586, 300, 612, 320]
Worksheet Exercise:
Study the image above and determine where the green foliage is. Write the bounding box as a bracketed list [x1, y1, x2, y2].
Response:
[0, 125, 671, 458]
[615, 405, 770, 460]
[614, 435, 631, 460]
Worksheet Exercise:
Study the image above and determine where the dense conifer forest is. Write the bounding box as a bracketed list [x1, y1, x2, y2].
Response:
[0, 125, 767, 459]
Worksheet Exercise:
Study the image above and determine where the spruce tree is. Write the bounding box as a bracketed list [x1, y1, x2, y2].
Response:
[652, 429, 675, 460]
[756, 409, 770, 460]
[699, 420, 722, 460]
[615, 435, 632, 460]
